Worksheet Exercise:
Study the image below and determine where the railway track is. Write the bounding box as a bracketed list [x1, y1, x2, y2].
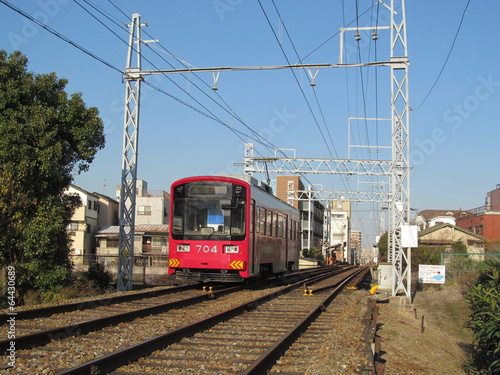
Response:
[2, 267, 370, 374]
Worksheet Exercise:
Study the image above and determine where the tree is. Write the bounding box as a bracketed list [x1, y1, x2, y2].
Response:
[377, 232, 388, 261]
[0, 50, 105, 299]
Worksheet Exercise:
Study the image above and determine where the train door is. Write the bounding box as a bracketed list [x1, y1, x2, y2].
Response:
[250, 200, 256, 275]
[284, 214, 289, 270]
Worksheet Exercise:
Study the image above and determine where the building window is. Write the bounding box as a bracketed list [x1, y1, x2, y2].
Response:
[67, 222, 79, 231]
[107, 238, 119, 248]
[86, 224, 91, 233]
[138, 206, 152, 215]
[88, 200, 92, 209]
[94, 201, 99, 212]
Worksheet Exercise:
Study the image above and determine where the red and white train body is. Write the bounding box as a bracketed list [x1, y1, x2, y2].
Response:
[168, 175, 300, 282]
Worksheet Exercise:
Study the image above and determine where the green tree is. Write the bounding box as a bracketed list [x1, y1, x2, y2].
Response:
[464, 260, 500, 374]
[0, 50, 105, 299]
[377, 232, 388, 261]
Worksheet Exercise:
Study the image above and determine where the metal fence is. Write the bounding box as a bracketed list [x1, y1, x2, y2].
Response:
[70, 254, 169, 285]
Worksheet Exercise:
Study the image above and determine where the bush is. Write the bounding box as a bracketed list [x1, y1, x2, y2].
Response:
[446, 256, 480, 288]
[83, 262, 112, 290]
[464, 260, 500, 374]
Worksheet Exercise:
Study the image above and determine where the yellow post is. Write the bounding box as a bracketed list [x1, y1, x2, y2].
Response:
[370, 285, 379, 295]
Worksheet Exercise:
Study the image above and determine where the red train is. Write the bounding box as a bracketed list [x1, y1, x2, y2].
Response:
[168, 175, 300, 282]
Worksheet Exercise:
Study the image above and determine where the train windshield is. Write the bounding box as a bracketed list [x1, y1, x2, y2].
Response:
[172, 181, 246, 240]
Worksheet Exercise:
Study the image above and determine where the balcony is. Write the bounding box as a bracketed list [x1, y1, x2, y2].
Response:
[463, 206, 500, 217]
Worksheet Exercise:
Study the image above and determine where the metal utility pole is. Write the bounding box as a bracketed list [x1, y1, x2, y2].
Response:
[117, 13, 144, 291]
[241, 0, 412, 299]
[388, 0, 411, 299]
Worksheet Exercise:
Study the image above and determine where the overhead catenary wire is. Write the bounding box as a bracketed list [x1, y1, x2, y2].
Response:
[413, 0, 471, 111]
[0, 0, 276, 157]
[82, 0, 280, 156]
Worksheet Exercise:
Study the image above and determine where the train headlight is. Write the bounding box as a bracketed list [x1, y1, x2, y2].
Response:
[224, 245, 239, 254]
[176, 244, 190, 252]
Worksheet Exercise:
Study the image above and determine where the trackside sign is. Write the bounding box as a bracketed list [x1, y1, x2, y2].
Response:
[418, 265, 446, 284]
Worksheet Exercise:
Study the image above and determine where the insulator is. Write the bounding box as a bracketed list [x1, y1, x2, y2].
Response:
[355, 32, 361, 41]
[372, 30, 378, 40]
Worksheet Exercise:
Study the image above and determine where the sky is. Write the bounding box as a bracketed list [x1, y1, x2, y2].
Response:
[1, 0, 499, 248]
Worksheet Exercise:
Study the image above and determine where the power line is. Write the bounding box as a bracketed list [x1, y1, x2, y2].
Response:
[413, 0, 471, 111]
[0, 0, 125, 76]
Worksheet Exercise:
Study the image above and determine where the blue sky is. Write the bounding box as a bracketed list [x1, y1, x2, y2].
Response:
[1, 0, 499, 248]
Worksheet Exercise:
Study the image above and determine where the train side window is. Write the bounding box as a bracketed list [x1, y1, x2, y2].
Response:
[278, 214, 284, 238]
[260, 208, 266, 235]
[266, 209, 272, 235]
[272, 212, 278, 237]
[255, 206, 260, 234]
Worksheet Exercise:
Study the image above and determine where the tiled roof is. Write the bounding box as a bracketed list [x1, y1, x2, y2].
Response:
[416, 209, 469, 220]
[418, 223, 487, 241]
[97, 224, 169, 236]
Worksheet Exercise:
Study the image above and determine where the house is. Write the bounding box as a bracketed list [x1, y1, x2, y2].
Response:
[116, 180, 170, 225]
[96, 224, 169, 282]
[65, 185, 100, 264]
[418, 223, 486, 261]
[96, 224, 168, 257]
[414, 209, 470, 230]
[93, 192, 119, 232]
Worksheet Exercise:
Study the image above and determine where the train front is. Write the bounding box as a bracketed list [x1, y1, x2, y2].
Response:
[168, 177, 251, 282]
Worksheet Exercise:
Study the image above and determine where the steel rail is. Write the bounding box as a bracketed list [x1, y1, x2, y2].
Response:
[54, 268, 355, 375]
[0, 284, 199, 321]
[241, 267, 368, 374]
[0, 284, 241, 353]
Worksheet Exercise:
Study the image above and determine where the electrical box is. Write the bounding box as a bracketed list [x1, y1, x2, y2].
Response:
[378, 262, 393, 290]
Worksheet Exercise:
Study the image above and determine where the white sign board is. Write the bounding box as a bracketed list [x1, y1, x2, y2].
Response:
[400, 225, 419, 248]
[418, 265, 446, 284]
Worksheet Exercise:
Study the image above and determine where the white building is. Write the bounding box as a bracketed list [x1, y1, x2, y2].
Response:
[414, 209, 469, 230]
[116, 180, 170, 225]
[324, 201, 351, 263]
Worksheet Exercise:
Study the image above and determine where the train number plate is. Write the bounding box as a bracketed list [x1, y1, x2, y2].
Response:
[196, 245, 218, 253]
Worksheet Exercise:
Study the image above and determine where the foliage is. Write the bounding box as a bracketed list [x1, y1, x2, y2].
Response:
[377, 232, 388, 261]
[302, 247, 324, 263]
[411, 244, 442, 271]
[0, 50, 105, 299]
[83, 262, 112, 290]
[452, 240, 468, 253]
[464, 260, 500, 374]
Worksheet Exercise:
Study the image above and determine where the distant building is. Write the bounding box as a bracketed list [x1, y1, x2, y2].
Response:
[96, 224, 169, 283]
[65, 185, 100, 264]
[414, 209, 469, 230]
[418, 223, 486, 261]
[93, 192, 119, 231]
[65, 185, 119, 265]
[96, 224, 169, 260]
[324, 201, 351, 263]
[350, 230, 362, 264]
[485, 183, 500, 209]
[456, 184, 500, 242]
[275, 176, 325, 251]
[116, 180, 170, 225]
